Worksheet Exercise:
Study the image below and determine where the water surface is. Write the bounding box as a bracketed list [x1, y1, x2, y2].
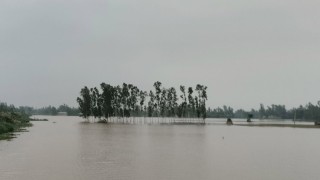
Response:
[0, 116, 319, 180]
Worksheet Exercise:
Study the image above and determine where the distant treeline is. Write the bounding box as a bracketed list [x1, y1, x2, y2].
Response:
[0, 102, 31, 116]
[17, 104, 80, 116]
[77, 81, 208, 120]
[33, 104, 79, 116]
[207, 103, 320, 121]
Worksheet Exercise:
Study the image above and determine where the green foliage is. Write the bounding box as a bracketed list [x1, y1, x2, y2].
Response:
[77, 82, 209, 120]
[0, 102, 32, 135]
[148, 91, 155, 117]
[100, 83, 115, 118]
[0, 122, 14, 134]
[195, 84, 208, 119]
[77, 86, 92, 118]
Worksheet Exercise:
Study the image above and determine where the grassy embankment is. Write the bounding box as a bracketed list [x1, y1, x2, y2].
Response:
[0, 112, 32, 140]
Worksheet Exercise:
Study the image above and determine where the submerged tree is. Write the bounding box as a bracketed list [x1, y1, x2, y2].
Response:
[77, 86, 92, 119]
[90, 87, 102, 119]
[178, 86, 187, 118]
[139, 90, 147, 116]
[148, 90, 156, 117]
[195, 84, 208, 119]
[167, 87, 178, 117]
[188, 87, 195, 117]
[77, 82, 209, 121]
[100, 83, 114, 119]
[159, 88, 167, 117]
[153, 81, 162, 116]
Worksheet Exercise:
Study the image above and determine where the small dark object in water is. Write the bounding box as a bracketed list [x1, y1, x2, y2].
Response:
[247, 114, 253, 122]
[97, 119, 108, 123]
[53, 122, 56, 123]
[315, 122, 320, 126]
[226, 118, 233, 125]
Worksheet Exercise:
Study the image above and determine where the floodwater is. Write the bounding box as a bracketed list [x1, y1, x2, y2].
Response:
[0, 116, 319, 180]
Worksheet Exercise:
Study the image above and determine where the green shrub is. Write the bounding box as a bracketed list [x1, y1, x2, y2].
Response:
[0, 103, 32, 137]
[5, 122, 14, 132]
[0, 121, 15, 134]
[0, 124, 8, 134]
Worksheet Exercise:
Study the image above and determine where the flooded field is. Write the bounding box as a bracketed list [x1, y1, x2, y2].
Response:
[0, 116, 319, 180]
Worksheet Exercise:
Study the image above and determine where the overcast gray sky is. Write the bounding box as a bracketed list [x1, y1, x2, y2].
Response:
[1, 0, 320, 110]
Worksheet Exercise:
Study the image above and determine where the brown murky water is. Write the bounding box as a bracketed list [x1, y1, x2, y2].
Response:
[0, 116, 319, 180]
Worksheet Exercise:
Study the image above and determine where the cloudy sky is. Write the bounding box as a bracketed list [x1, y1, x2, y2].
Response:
[1, 0, 320, 110]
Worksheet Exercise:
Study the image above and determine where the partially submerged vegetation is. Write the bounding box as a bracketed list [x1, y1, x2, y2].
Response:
[0, 103, 32, 140]
[76, 81, 320, 124]
[77, 81, 208, 122]
[208, 102, 320, 122]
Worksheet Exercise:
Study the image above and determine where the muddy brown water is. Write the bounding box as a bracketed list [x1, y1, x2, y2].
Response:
[0, 116, 319, 180]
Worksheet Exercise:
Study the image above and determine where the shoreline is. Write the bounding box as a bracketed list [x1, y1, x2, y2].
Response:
[234, 123, 320, 129]
[0, 125, 32, 141]
[0, 112, 33, 141]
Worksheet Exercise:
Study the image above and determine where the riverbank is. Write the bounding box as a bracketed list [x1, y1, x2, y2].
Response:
[235, 123, 320, 129]
[0, 112, 32, 140]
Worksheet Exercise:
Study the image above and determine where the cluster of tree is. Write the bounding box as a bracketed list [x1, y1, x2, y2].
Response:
[18, 104, 80, 116]
[290, 103, 320, 121]
[34, 104, 80, 116]
[207, 102, 320, 121]
[77, 81, 208, 120]
[258, 104, 290, 119]
[0, 102, 32, 117]
[0, 103, 16, 113]
[0, 102, 31, 136]
[207, 106, 262, 119]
